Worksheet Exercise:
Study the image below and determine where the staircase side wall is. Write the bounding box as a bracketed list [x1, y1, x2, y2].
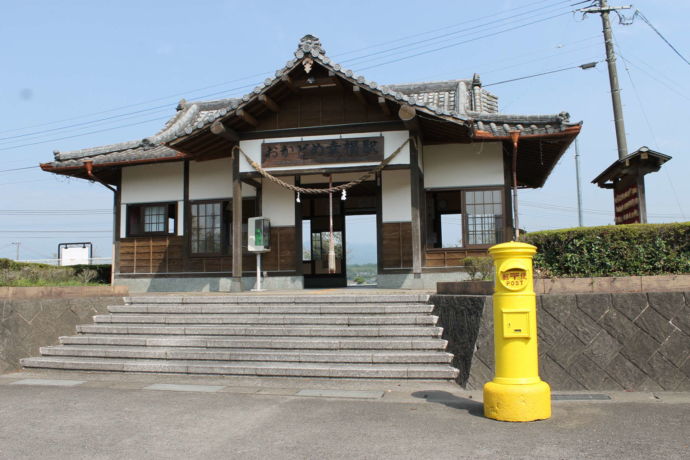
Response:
[432, 291, 690, 391]
[0, 296, 122, 374]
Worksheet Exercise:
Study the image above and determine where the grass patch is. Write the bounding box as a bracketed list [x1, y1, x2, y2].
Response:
[0, 258, 111, 287]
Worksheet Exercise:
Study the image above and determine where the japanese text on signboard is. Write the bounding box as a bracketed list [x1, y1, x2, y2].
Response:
[261, 136, 384, 168]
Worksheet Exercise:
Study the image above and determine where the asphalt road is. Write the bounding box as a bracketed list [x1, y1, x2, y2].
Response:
[0, 372, 688, 460]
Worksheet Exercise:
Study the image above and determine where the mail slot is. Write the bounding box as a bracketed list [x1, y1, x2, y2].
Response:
[502, 310, 530, 338]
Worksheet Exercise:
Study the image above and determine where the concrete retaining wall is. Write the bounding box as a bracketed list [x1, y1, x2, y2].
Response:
[432, 291, 690, 391]
[0, 296, 123, 374]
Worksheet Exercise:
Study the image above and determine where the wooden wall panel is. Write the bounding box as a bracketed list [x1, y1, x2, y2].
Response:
[118, 236, 184, 274]
[262, 226, 297, 272]
[381, 222, 412, 269]
[255, 87, 396, 132]
[424, 248, 489, 268]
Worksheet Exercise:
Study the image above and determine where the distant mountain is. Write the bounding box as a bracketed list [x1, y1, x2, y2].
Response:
[346, 242, 377, 265]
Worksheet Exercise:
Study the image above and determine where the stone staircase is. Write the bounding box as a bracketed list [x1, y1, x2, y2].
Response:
[21, 294, 459, 380]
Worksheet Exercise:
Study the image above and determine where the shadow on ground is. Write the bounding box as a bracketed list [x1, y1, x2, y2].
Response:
[411, 390, 484, 417]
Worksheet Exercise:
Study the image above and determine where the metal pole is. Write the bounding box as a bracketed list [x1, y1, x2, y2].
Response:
[255, 253, 262, 291]
[510, 132, 520, 240]
[12, 242, 20, 261]
[574, 139, 584, 227]
[599, 0, 629, 160]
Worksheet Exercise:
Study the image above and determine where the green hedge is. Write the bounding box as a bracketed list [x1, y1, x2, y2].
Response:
[520, 222, 690, 278]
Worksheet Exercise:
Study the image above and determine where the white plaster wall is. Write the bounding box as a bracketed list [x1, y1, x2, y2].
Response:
[188, 158, 258, 199]
[176, 200, 184, 236]
[121, 162, 184, 203]
[423, 142, 504, 189]
[239, 130, 410, 173]
[189, 157, 232, 199]
[261, 176, 295, 226]
[119, 204, 127, 238]
[382, 169, 411, 222]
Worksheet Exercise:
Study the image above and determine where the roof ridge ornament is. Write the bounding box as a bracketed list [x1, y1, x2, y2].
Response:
[297, 34, 325, 57]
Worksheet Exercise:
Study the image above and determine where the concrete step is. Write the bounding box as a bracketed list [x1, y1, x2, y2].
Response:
[124, 294, 431, 305]
[94, 314, 438, 326]
[60, 334, 449, 350]
[39, 345, 453, 364]
[20, 356, 457, 379]
[108, 304, 434, 314]
[76, 324, 443, 337]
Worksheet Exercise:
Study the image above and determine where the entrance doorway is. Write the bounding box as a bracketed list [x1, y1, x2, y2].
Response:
[301, 180, 378, 288]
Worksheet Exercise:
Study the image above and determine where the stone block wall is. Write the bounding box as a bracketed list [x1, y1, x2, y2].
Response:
[0, 297, 123, 374]
[432, 291, 690, 391]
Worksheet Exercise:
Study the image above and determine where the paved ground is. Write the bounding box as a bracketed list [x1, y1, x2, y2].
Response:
[1, 370, 688, 460]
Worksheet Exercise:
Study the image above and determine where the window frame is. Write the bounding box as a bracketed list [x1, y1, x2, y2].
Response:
[425, 186, 506, 250]
[189, 199, 231, 257]
[126, 202, 177, 237]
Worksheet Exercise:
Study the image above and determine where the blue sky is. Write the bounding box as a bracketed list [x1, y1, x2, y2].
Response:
[1, 0, 688, 262]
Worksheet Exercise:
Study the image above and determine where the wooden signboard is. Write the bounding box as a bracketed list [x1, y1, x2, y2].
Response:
[614, 181, 641, 224]
[261, 136, 384, 168]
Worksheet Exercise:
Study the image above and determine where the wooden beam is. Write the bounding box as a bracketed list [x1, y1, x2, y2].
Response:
[352, 86, 367, 106]
[241, 177, 262, 189]
[236, 109, 258, 127]
[281, 74, 298, 93]
[398, 104, 421, 135]
[378, 97, 391, 115]
[210, 120, 240, 142]
[258, 94, 280, 112]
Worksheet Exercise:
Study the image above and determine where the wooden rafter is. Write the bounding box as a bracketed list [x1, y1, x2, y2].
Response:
[398, 104, 421, 134]
[352, 86, 367, 106]
[281, 74, 298, 94]
[258, 94, 280, 112]
[237, 109, 258, 127]
[210, 120, 240, 142]
[378, 97, 391, 115]
[327, 71, 342, 88]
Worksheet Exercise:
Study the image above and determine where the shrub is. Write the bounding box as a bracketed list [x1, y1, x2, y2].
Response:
[463, 257, 494, 280]
[0, 259, 111, 286]
[521, 222, 690, 278]
[72, 264, 111, 284]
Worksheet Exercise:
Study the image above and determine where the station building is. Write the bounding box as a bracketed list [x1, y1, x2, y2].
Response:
[41, 35, 581, 291]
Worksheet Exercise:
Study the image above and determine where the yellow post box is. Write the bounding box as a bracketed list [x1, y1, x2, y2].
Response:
[483, 241, 551, 422]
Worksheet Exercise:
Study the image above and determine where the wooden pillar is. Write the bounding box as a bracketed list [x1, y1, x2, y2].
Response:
[182, 160, 190, 271]
[410, 136, 422, 278]
[112, 174, 121, 285]
[231, 147, 243, 292]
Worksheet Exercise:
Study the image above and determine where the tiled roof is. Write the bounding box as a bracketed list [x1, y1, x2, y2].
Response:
[471, 111, 575, 137]
[386, 79, 498, 114]
[44, 34, 579, 170]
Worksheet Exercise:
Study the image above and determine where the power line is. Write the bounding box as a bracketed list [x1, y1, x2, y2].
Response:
[0, 2, 566, 150]
[0, 230, 111, 233]
[341, 0, 574, 67]
[484, 61, 601, 87]
[0, 209, 111, 215]
[355, 11, 574, 72]
[0, 1, 570, 140]
[0, 166, 38, 173]
[0, 115, 171, 152]
[334, 0, 570, 59]
[633, 10, 690, 66]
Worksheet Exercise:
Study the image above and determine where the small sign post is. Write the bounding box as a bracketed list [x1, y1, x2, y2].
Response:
[247, 217, 271, 291]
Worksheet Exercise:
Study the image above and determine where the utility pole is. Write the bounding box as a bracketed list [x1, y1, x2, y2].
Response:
[11, 241, 20, 261]
[580, 0, 632, 160]
[574, 139, 584, 227]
